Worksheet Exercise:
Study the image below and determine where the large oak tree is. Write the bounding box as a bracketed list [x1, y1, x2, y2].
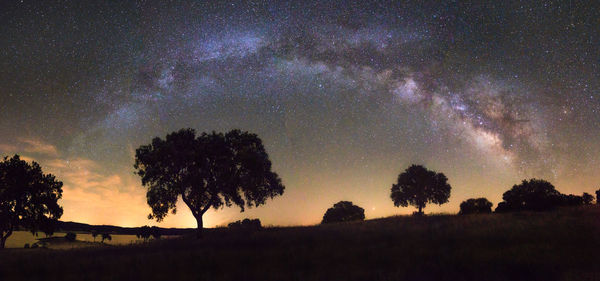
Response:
[0, 155, 63, 248]
[134, 129, 284, 236]
[390, 165, 451, 215]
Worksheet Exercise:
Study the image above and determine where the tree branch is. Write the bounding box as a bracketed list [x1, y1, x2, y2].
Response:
[200, 201, 212, 215]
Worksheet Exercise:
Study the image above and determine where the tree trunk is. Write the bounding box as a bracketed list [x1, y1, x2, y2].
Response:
[0, 229, 11, 249]
[418, 205, 423, 215]
[195, 215, 203, 239]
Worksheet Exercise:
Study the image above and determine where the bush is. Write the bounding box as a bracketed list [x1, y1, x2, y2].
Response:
[101, 233, 112, 243]
[228, 218, 262, 230]
[459, 198, 493, 215]
[24, 243, 30, 249]
[65, 232, 76, 242]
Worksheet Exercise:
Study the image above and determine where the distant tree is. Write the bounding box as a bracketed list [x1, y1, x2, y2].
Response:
[65, 232, 76, 242]
[136, 226, 152, 242]
[582, 192, 594, 205]
[151, 226, 161, 240]
[495, 179, 561, 212]
[134, 129, 285, 237]
[91, 230, 99, 242]
[494, 202, 510, 213]
[0, 155, 63, 249]
[101, 233, 112, 243]
[596, 189, 600, 205]
[559, 194, 584, 207]
[459, 198, 493, 215]
[390, 165, 451, 215]
[228, 218, 262, 230]
[321, 201, 365, 224]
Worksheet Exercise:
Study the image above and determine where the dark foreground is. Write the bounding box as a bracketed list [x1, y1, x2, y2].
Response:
[1, 207, 599, 281]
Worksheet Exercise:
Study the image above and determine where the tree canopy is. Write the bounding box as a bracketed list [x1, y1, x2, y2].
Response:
[134, 129, 285, 236]
[321, 201, 365, 224]
[459, 198, 493, 215]
[0, 155, 63, 248]
[495, 179, 561, 212]
[390, 165, 451, 215]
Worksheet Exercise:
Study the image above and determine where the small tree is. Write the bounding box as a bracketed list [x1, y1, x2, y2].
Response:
[0, 155, 63, 249]
[137, 226, 152, 242]
[101, 233, 112, 243]
[390, 165, 451, 215]
[65, 232, 76, 242]
[459, 198, 493, 215]
[134, 129, 285, 237]
[151, 226, 162, 240]
[582, 192, 594, 205]
[321, 201, 365, 224]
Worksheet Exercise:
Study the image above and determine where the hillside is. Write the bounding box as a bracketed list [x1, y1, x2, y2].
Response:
[1, 206, 599, 281]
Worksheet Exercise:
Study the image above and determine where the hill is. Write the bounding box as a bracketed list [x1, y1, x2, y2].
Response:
[1, 206, 599, 281]
[52, 221, 196, 236]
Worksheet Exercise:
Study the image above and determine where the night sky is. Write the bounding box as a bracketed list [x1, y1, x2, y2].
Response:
[1, 1, 599, 227]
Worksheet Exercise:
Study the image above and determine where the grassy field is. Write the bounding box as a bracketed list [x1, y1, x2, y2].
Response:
[1, 206, 598, 281]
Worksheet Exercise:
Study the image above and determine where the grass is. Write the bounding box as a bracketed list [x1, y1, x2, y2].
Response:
[1, 206, 599, 281]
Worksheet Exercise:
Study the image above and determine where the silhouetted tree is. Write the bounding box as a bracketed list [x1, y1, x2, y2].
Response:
[559, 194, 584, 206]
[582, 192, 594, 205]
[459, 198, 493, 215]
[0, 155, 63, 249]
[65, 232, 76, 242]
[228, 218, 262, 230]
[136, 226, 152, 242]
[134, 129, 285, 237]
[390, 165, 451, 215]
[321, 201, 365, 224]
[151, 226, 161, 240]
[101, 233, 112, 243]
[495, 179, 561, 212]
[596, 189, 600, 205]
[494, 202, 510, 213]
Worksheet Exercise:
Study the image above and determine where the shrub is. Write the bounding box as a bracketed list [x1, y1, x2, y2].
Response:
[228, 218, 262, 230]
[459, 198, 493, 215]
[65, 232, 76, 242]
[322, 201, 365, 224]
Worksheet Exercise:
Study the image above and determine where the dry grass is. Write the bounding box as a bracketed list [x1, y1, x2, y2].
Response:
[1, 206, 598, 281]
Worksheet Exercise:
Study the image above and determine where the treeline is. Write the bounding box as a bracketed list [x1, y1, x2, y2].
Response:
[320, 167, 599, 224]
[493, 179, 596, 213]
[54, 221, 196, 236]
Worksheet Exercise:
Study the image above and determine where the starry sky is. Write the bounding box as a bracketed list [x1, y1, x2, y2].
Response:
[1, 0, 599, 228]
